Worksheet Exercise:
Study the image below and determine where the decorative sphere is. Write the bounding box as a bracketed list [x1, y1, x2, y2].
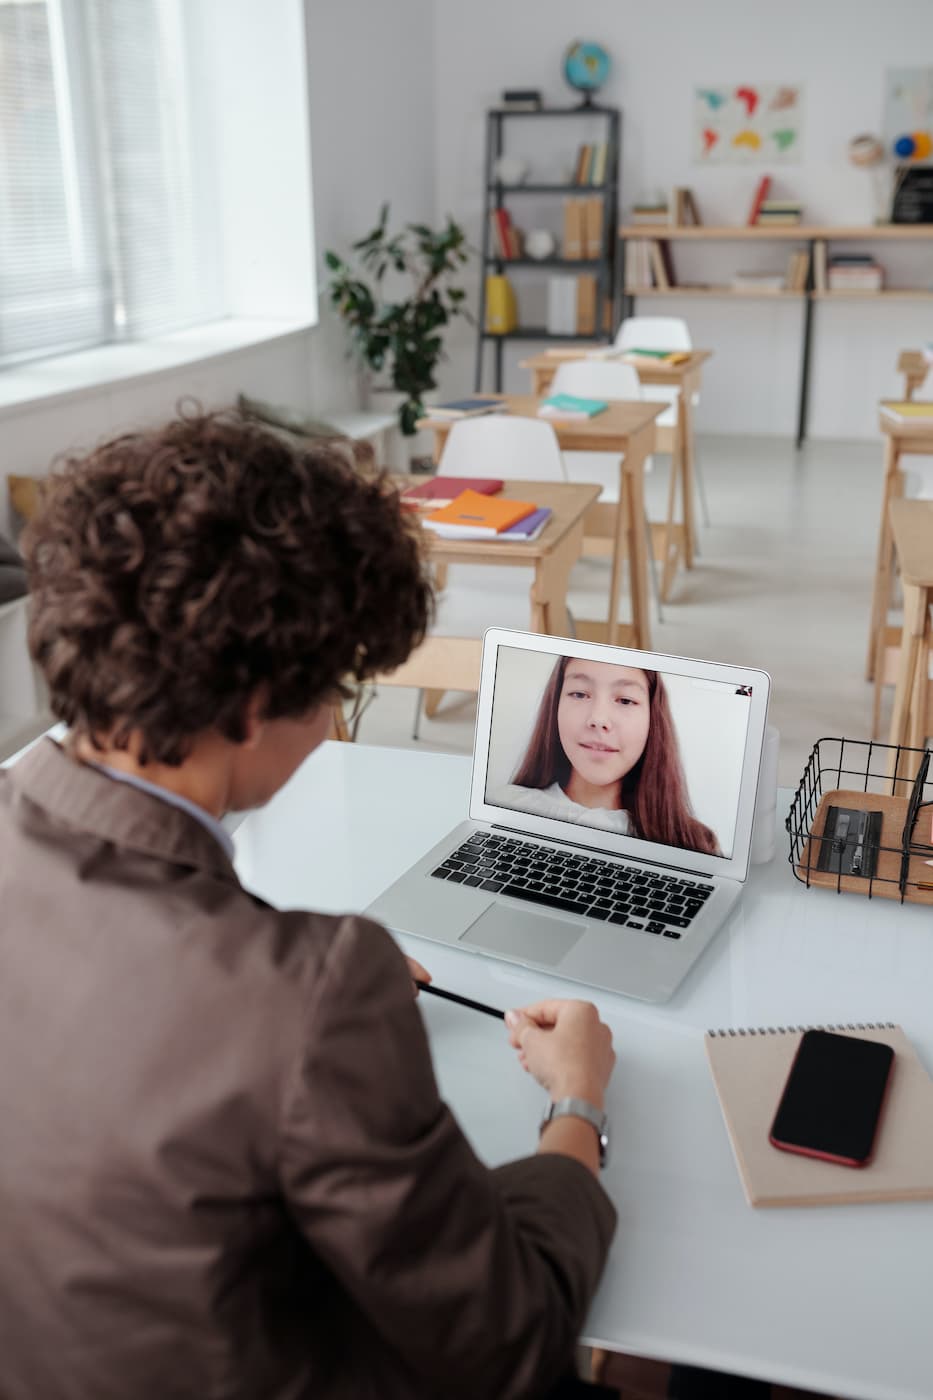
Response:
[894, 133, 917, 159]
[525, 228, 556, 260]
[848, 133, 884, 167]
[563, 40, 610, 97]
[912, 130, 933, 160]
[492, 154, 528, 185]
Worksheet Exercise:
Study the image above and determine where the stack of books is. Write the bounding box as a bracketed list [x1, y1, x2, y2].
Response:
[756, 200, 802, 226]
[423, 490, 551, 542]
[401, 477, 503, 510]
[731, 271, 786, 293]
[827, 255, 883, 291]
[538, 393, 608, 421]
[625, 238, 676, 290]
[426, 399, 504, 420]
[573, 143, 609, 186]
[546, 276, 597, 335]
[621, 348, 690, 367]
[562, 197, 603, 258]
[630, 201, 669, 226]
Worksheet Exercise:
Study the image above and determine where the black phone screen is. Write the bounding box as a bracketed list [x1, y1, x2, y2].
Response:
[769, 1030, 895, 1165]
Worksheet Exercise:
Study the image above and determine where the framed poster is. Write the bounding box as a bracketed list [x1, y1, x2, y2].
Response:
[883, 69, 933, 163]
[694, 84, 804, 164]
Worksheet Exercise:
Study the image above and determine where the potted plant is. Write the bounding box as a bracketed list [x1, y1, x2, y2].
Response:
[325, 205, 471, 438]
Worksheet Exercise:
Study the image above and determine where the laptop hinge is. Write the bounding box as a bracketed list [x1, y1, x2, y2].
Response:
[490, 822, 714, 880]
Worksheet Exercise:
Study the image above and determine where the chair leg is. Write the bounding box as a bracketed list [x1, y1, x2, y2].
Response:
[693, 440, 711, 531]
[412, 689, 424, 741]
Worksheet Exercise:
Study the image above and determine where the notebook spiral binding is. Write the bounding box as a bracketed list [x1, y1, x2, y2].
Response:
[707, 1022, 896, 1037]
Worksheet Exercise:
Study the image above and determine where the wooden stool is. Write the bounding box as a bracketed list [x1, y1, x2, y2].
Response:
[867, 405, 933, 682]
[886, 500, 933, 774]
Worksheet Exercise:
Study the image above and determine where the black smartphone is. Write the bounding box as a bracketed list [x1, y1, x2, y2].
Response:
[769, 1030, 895, 1168]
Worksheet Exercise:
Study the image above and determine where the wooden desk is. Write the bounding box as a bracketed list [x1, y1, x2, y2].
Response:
[417, 398, 663, 648]
[887, 498, 933, 761]
[897, 350, 930, 401]
[519, 349, 712, 574]
[867, 405, 933, 681]
[413, 478, 600, 640]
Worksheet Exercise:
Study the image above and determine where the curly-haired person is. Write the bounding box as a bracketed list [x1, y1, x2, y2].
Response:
[0, 411, 617, 1400]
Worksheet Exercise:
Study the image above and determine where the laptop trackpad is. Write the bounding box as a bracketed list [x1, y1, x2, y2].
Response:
[460, 904, 583, 967]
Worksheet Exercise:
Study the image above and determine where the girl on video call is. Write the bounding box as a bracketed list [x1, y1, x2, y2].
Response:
[494, 655, 721, 856]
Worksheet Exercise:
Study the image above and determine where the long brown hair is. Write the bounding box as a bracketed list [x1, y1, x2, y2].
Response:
[511, 655, 721, 856]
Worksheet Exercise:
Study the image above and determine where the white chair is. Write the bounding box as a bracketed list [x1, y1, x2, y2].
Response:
[436, 413, 568, 481]
[550, 360, 672, 613]
[614, 315, 711, 527]
[410, 415, 569, 738]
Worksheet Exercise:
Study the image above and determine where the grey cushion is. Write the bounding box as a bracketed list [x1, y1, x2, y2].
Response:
[0, 534, 27, 604]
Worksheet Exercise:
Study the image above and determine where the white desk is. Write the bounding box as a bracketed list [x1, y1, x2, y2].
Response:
[234, 741, 933, 1400]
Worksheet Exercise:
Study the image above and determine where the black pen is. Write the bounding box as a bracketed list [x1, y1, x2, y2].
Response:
[415, 979, 505, 1021]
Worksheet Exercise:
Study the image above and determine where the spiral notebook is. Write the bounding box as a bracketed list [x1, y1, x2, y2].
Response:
[705, 1023, 933, 1208]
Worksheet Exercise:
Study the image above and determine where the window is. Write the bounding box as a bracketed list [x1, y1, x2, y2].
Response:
[0, 0, 223, 368]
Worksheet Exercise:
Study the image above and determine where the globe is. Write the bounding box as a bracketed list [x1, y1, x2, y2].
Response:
[563, 41, 610, 102]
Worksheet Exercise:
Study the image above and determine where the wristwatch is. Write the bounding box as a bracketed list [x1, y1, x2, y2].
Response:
[540, 1096, 610, 1169]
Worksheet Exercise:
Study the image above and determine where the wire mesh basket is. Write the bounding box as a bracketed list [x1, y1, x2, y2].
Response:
[786, 737, 933, 903]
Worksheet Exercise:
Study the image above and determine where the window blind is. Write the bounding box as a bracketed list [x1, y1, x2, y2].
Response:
[0, 0, 223, 367]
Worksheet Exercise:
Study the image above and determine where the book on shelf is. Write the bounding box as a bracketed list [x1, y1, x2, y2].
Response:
[401, 476, 504, 509]
[879, 401, 933, 422]
[490, 208, 522, 259]
[827, 255, 883, 290]
[538, 393, 608, 420]
[590, 141, 608, 186]
[499, 88, 542, 112]
[731, 271, 786, 292]
[671, 186, 702, 226]
[625, 238, 675, 290]
[572, 143, 592, 185]
[785, 248, 809, 292]
[630, 203, 669, 225]
[746, 175, 772, 226]
[562, 199, 584, 259]
[575, 274, 597, 336]
[424, 490, 537, 538]
[583, 195, 603, 258]
[546, 275, 578, 335]
[756, 199, 802, 226]
[649, 240, 670, 289]
[813, 239, 828, 292]
[426, 399, 505, 420]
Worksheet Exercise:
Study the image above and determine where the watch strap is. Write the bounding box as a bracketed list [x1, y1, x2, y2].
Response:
[541, 1096, 610, 1167]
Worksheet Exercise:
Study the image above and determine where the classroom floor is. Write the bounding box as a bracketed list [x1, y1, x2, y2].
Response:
[355, 432, 889, 794]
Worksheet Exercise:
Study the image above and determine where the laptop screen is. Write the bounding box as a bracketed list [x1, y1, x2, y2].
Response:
[484, 645, 755, 860]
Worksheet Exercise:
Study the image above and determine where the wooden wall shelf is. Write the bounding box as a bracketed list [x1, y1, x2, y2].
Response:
[619, 224, 933, 241]
[619, 221, 933, 445]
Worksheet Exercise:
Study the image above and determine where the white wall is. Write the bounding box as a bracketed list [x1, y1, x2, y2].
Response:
[304, 0, 437, 414]
[432, 0, 933, 438]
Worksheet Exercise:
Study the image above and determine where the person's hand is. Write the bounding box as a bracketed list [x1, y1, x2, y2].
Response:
[504, 999, 615, 1108]
[405, 955, 432, 997]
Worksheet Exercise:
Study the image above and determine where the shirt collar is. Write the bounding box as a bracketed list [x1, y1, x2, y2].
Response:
[83, 760, 235, 860]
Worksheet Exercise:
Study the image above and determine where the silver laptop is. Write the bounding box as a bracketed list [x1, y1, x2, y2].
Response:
[367, 628, 771, 1003]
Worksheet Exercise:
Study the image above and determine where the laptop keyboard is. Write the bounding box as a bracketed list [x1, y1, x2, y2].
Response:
[430, 831, 713, 939]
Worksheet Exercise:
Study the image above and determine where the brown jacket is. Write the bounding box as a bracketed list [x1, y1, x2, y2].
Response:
[0, 741, 615, 1399]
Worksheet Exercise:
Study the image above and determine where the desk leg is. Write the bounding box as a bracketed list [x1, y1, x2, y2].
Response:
[530, 523, 581, 637]
[430, 427, 446, 465]
[680, 386, 698, 569]
[620, 425, 653, 649]
[888, 580, 925, 767]
[908, 587, 931, 752]
[867, 436, 904, 681]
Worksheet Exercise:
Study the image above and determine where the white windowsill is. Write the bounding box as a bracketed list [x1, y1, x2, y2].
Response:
[0, 317, 316, 418]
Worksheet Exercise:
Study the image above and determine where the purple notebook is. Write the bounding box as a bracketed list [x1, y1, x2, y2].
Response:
[502, 506, 551, 540]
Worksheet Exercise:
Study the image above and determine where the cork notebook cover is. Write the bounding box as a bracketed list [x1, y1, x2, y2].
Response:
[705, 1024, 933, 1207]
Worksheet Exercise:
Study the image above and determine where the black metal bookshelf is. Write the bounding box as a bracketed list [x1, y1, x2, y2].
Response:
[475, 104, 621, 392]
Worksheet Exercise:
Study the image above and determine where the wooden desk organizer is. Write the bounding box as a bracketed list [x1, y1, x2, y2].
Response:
[787, 737, 933, 905]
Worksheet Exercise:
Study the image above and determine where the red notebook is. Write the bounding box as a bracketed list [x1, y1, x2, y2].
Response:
[747, 175, 772, 226]
[401, 477, 503, 510]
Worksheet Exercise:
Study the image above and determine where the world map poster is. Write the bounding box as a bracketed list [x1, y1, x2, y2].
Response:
[693, 84, 804, 164]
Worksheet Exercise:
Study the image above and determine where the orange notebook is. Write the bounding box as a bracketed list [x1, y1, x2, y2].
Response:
[424, 490, 536, 538]
[706, 1023, 933, 1208]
